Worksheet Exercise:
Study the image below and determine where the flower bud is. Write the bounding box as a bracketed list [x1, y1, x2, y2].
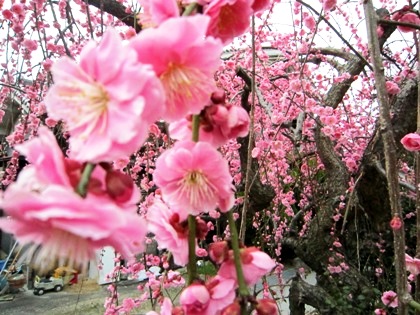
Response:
[209, 241, 229, 264]
[255, 298, 278, 315]
[105, 170, 134, 203]
[211, 89, 226, 104]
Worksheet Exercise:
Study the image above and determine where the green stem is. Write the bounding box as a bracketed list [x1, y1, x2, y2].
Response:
[186, 114, 200, 285]
[182, 3, 198, 17]
[76, 163, 95, 197]
[187, 215, 197, 285]
[410, 300, 420, 311]
[228, 211, 249, 297]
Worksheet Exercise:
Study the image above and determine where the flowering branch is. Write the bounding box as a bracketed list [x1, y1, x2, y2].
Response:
[364, 1, 410, 313]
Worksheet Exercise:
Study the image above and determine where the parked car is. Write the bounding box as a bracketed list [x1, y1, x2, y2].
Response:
[33, 276, 64, 295]
[33, 266, 78, 295]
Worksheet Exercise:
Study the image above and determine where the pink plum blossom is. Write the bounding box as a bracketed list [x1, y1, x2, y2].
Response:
[385, 81, 400, 95]
[405, 254, 420, 276]
[218, 247, 276, 285]
[138, 0, 180, 27]
[251, 0, 271, 13]
[130, 15, 223, 122]
[146, 199, 189, 266]
[204, 0, 254, 44]
[393, 11, 420, 33]
[381, 290, 398, 308]
[153, 140, 235, 215]
[179, 276, 236, 315]
[322, 0, 336, 12]
[169, 102, 249, 148]
[0, 127, 146, 270]
[45, 28, 165, 162]
[401, 133, 420, 151]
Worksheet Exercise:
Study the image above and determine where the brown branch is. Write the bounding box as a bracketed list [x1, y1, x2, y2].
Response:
[364, 2, 410, 314]
[86, 0, 142, 33]
[378, 18, 420, 31]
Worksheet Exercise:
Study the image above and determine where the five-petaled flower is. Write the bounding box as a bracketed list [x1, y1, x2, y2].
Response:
[45, 28, 165, 162]
[153, 140, 235, 216]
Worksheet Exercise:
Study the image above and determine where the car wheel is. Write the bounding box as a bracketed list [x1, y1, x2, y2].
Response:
[37, 289, 45, 295]
[54, 285, 63, 292]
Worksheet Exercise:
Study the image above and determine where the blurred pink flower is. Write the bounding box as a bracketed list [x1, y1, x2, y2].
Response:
[179, 276, 236, 315]
[130, 15, 222, 122]
[251, 0, 270, 12]
[204, 0, 253, 44]
[45, 28, 164, 162]
[401, 133, 420, 152]
[0, 127, 145, 269]
[322, 0, 336, 11]
[381, 290, 398, 308]
[405, 254, 420, 276]
[218, 247, 276, 285]
[169, 102, 249, 148]
[393, 11, 420, 33]
[146, 199, 189, 266]
[138, 0, 179, 27]
[385, 81, 400, 95]
[153, 140, 234, 215]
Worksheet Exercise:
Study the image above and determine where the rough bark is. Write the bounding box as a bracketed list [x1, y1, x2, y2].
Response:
[86, 0, 141, 32]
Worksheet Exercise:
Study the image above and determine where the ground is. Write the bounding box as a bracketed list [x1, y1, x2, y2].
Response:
[0, 267, 318, 314]
[0, 278, 153, 315]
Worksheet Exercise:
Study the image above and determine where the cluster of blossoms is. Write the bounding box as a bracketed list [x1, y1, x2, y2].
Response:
[0, 0, 276, 314]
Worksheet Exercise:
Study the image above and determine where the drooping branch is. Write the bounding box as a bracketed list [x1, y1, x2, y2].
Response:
[364, 2, 409, 314]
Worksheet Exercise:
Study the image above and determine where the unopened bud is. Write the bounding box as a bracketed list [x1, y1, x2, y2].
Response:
[105, 170, 134, 203]
[210, 89, 226, 104]
[255, 298, 278, 315]
[209, 241, 229, 264]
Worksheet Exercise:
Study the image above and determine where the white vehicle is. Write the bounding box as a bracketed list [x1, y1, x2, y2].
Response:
[33, 276, 64, 295]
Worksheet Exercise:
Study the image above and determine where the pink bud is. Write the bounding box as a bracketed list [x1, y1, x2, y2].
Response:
[209, 241, 229, 264]
[105, 170, 134, 203]
[255, 298, 278, 315]
[390, 216, 402, 230]
[211, 90, 226, 104]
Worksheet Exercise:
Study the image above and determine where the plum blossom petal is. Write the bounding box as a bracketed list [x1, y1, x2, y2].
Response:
[153, 141, 235, 215]
[146, 199, 189, 266]
[130, 15, 223, 122]
[218, 247, 275, 285]
[405, 254, 420, 276]
[45, 28, 165, 162]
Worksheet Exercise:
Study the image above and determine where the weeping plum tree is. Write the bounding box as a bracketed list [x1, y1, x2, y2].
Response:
[0, 0, 419, 314]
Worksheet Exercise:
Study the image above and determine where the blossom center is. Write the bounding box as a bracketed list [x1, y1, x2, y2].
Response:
[60, 81, 109, 133]
[179, 170, 216, 210]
